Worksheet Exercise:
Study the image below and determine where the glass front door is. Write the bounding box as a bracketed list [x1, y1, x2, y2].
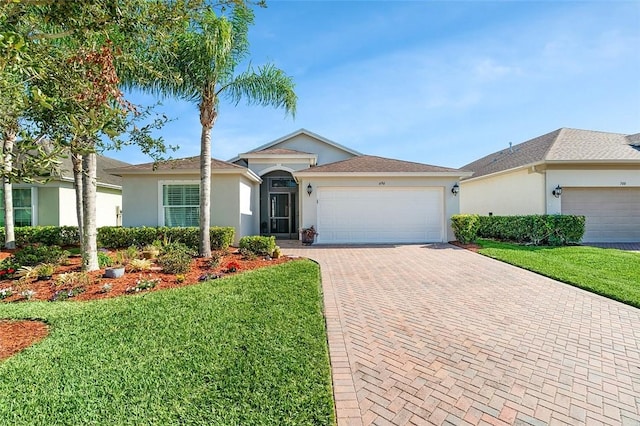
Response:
[269, 193, 290, 235]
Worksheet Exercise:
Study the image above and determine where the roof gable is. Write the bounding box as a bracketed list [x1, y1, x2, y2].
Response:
[232, 129, 361, 166]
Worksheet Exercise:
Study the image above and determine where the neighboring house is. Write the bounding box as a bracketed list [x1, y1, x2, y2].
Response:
[0, 154, 130, 228]
[109, 129, 471, 244]
[460, 128, 640, 243]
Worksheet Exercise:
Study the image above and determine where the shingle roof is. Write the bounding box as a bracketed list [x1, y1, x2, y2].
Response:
[462, 128, 640, 179]
[297, 155, 464, 173]
[108, 156, 246, 174]
[47, 154, 130, 187]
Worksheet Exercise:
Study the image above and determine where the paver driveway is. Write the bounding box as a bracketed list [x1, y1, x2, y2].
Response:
[283, 243, 640, 426]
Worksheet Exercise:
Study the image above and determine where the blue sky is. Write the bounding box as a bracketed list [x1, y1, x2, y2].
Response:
[119, 0, 640, 169]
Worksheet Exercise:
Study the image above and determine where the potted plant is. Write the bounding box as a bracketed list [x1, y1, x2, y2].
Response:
[301, 226, 318, 245]
[104, 251, 126, 278]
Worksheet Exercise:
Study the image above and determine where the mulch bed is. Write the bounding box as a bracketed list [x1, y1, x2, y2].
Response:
[0, 250, 293, 361]
[449, 241, 481, 252]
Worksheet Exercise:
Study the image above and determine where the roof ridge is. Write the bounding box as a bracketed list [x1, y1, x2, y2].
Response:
[541, 128, 565, 160]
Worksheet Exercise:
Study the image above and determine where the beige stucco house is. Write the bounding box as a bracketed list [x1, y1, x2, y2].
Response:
[110, 129, 471, 244]
[460, 128, 640, 242]
[1, 155, 129, 228]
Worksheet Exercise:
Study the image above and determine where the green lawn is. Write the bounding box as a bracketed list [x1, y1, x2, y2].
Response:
[0, 260, 335, 425]
[477, 239, 640, 308]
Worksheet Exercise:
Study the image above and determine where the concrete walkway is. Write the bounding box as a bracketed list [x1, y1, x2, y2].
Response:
[283, 243, 640, 426]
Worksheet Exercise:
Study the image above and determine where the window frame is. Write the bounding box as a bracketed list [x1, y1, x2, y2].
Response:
[157, 180, 200, 227]
[0, 187, 37, 227]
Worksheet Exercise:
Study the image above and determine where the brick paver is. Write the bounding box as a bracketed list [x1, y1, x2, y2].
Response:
[282, 243, 640, 426]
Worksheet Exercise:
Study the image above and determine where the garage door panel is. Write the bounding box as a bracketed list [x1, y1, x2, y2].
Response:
[317, 187, 443, 244]
[562, 187, 640, 243]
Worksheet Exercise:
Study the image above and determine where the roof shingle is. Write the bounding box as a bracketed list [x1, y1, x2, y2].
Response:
[108, 156, 246, 174]
[463, 128, 640, 179]
[297, 155, 464, 173]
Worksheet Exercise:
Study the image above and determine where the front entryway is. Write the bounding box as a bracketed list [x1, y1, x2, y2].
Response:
[260, 171, 298, 239]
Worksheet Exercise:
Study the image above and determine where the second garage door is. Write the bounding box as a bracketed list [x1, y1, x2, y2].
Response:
[561, 187, 640, 242]
[317, 187, 444, 244]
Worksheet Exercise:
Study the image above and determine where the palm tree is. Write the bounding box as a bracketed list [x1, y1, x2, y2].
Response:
[129, 5, 296, 257]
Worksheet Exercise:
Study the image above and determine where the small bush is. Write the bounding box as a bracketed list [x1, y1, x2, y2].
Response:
[54, 272, 91, 288]
[209, 252, 223, 269]
[35, 263, 56, 278]
[13, 245, 68, 266]
[451, 214, 480, 244]
[127, 258, 153, 272]
[157, 251, 192, 274]
[98, 251, 113, 268]
[239, 236, 276, 256]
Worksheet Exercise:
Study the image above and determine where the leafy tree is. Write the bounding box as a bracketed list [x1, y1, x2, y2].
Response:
[125, 3, 297, 257]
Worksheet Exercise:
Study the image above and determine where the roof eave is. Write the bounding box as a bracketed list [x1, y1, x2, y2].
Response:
[105, 167, 262, 183]
[461, 161, 546, 183]
[293, 171, 472, 178]
[56, 176, 122, 190]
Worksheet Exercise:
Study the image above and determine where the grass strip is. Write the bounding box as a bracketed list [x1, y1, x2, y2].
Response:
[477, 239, 640, 308]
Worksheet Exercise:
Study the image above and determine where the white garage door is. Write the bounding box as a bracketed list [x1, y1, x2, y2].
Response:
[317, 187, 443, 244]
[562, 187, 640, 242]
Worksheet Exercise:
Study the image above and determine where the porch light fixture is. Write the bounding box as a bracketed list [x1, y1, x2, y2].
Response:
[552, 185, 562, 198]
[451, 183, 460, 196]
[306, 183, 313, 197]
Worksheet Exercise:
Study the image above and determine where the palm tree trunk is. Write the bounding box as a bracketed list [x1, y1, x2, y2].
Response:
[71, 152, 84, 244]
[2, 131, 16, 249]
[199, 123, 212, 258]
[81, 152, 99, 271]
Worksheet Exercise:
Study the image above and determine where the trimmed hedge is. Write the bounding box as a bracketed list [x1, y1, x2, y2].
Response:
[451, 214, 585, 246]
[98, 226, 235, 250]
[0, 226, 235, 250]
[239, 235, 276, 256]
[0, 226, 80, 247]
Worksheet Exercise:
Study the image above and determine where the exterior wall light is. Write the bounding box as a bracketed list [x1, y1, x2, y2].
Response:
[451, 183, 460, 196]
[306, 183, 313, 196]
[552, 185, 562, 198]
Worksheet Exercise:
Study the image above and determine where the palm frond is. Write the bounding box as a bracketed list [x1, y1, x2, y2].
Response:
[221, 64, 297, 116]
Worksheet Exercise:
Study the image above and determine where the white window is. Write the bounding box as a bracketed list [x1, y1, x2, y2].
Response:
[161, 183, 200, 227]
[0, 188, 36, 227]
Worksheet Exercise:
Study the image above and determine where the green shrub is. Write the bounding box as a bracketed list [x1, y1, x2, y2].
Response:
[239, 235, 276, 256]
[477, 214, 585, 245]
[13, 244, 68, 266]
[450, 214, 480, 244]
[98, 251, 113, 268]
[0, 226, 80, 247]
[157, 251, 193, 274]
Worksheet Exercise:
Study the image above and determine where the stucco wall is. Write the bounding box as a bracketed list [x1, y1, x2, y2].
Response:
[297, 176, 461, 242]
[122, 173, 259, 244]
[460, 168, 545, 215]
[271, 133, 355, 165]
[546, 167, 640, 214]
[37, 186, 60, 226]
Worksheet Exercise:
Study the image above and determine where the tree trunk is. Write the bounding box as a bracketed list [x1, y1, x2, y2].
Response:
[71, 152, 84, 244]
[2, 131, 16, 249]
[199, 123, 212, 257]
[81, 152, 99, 271]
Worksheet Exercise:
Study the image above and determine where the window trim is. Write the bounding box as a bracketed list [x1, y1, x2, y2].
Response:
[0, 186, 37, 227]
[157, 180, 200, 227]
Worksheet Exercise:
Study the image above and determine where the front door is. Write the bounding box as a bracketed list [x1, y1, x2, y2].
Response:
[269, 193, 291, 237]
